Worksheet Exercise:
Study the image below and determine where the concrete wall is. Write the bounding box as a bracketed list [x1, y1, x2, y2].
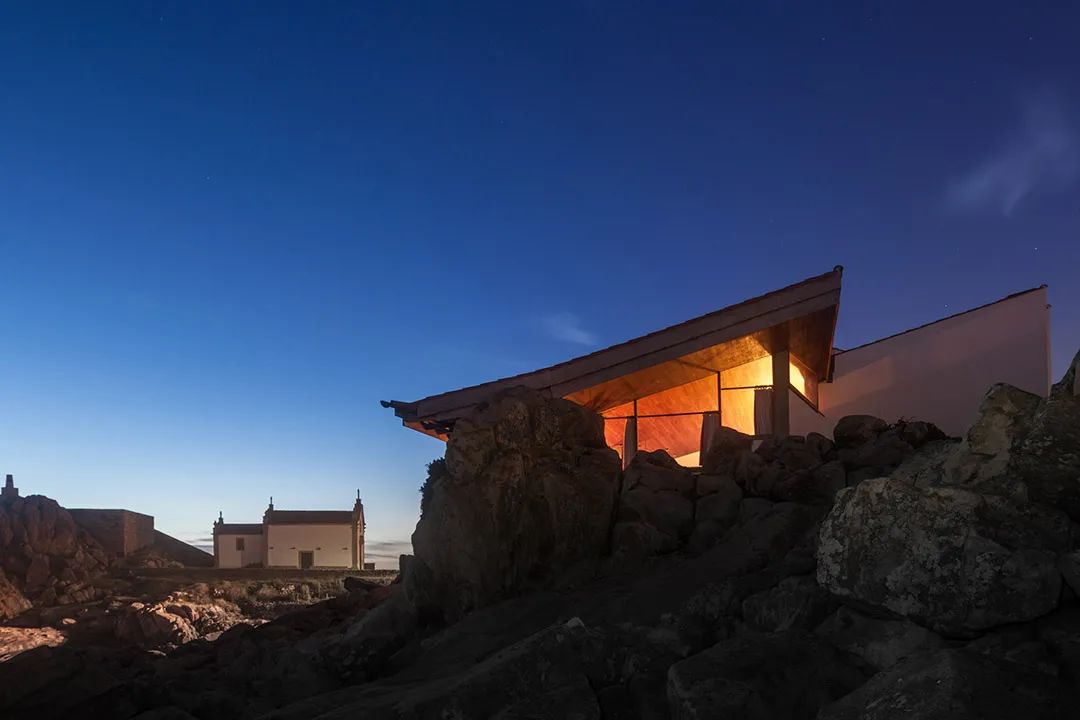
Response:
[153, 530, 214, 567]
[266, 523, 353, 568]
[216, 533, 265, 569]
[70, 509, 155, 557]
[816, 288, 1050, 438]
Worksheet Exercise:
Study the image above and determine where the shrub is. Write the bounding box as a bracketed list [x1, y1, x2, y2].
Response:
[420, 457, 448, 515]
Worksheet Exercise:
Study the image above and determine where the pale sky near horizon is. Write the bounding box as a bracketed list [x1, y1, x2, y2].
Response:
[2, 3, 1078, 567]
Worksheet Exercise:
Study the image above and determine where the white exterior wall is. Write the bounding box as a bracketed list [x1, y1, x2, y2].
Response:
[789, 388, 834, 438]
[266, 523, 353, 568]
[815, 289, 1050, 438]
[216, 533, 265, 569]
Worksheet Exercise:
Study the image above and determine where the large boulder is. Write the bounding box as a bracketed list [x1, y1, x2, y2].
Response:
[818, 649, 1076, 720]
[412, 387, 621, 621]
[941, 383, 1042, 497]
[817, 478, 1072, 636]
[833, 415, 888, 449]
[700, 426, 753, 474]
[0, 495, 109, 607]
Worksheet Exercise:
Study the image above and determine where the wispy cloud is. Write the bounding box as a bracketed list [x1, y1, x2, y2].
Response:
[947, 92, 1078, 216]
[540, 312, 596, 346]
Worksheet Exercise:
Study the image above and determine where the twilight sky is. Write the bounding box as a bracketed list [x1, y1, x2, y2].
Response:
[2, 3, 1078, 564]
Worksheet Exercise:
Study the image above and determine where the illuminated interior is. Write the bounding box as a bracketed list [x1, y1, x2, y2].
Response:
[591, 349, 819, 467]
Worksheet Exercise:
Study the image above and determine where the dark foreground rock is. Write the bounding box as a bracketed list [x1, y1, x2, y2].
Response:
[667, 633, 865, 720]
[818, 648, 1075, 720]
[409, 388, 622, 622]
[4, 355, 1080, 719]
[818, 478, 1071, 636]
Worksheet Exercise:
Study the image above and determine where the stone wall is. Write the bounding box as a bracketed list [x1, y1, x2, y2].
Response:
[69, 509, 154, 558]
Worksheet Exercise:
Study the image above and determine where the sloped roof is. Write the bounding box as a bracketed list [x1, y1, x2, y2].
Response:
[215, 523, 263, 535]
[834, 285, 1047, 355]
[264, 510, 354, 525]
[385, 267, 843, 438]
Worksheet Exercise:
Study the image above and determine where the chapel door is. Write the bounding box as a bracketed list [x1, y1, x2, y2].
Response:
[299, 550, 315, 569]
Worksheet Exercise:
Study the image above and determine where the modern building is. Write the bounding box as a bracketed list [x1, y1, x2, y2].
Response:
[213, 493, 366, 569]
[383, 267, 1050, 467]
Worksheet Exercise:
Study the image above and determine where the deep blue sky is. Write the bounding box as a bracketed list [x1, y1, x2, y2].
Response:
[2, 3, 1078, 563]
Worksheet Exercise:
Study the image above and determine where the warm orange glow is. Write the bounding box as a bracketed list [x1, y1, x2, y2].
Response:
[675, 451, 700, 467]
[789, 360, 807, 397]
[596, 352, 809, 461]
[720, 356, 772, 434]
[721, 355, 772, 387]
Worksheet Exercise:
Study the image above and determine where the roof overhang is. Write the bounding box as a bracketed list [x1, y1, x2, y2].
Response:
[383, 267, 843, 439]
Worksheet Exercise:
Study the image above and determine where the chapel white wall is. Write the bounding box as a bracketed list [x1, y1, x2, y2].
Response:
[789, 388, 834, 437]
[266, 523, 353, 568]
[215, 533, 265, 569]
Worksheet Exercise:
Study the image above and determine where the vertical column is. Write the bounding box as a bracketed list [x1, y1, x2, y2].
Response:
[700, 411, 720, 459]
[623, 415, 638, 469]
[716, 372, 723, 427]
[771, 349, 790, 438]
[351, 521, 359, 570]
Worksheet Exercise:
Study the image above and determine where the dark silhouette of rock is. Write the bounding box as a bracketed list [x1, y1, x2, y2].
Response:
[613, 451, 696, 560]
[700, 425, 753, 473]
[5, 351, 1080, 719]
[411, 387, 621, 622]
[833, 414, 889, 449]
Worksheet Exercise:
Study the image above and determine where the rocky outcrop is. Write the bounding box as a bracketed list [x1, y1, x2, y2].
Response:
[818, 478, 1071, 636]
[410, 387, 622, 621]
[0, 627, 65, 663]
[5, 353, 1080, 719]
[113, 593, 252, 649]
[0, 495, 109, 608]
[0, 582, 390, 718]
